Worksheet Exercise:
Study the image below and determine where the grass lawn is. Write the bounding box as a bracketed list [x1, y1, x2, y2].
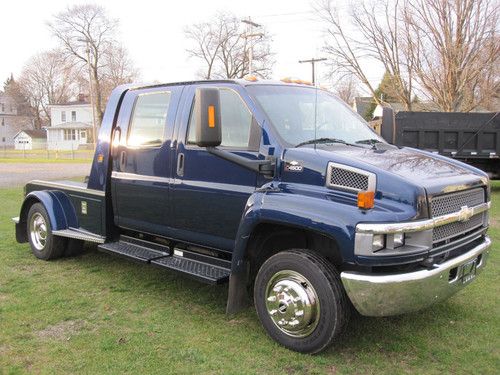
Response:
[0, 158, 92, 164]
[0, 183, 499, 374]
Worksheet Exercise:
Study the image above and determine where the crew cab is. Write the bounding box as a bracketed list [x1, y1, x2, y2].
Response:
[13, 79, 492, 353]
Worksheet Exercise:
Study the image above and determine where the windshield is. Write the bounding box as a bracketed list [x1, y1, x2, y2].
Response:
[247, 85, 383, 147]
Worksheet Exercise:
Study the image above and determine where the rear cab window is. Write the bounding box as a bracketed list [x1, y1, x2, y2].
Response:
[127, 91, 172, 147]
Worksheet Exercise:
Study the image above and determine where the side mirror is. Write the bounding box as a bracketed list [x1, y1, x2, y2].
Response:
[195, 87, 222, 147]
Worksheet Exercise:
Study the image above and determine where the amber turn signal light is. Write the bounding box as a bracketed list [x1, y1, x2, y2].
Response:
[208, 105, 215, 128]
[358, 191, 375, 209]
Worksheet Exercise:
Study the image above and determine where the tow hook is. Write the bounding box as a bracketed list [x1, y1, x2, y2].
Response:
[420, 257, 438, 270]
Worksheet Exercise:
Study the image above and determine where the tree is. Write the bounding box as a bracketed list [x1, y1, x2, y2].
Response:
[185, 13, 274, 79]
[3, 74, 31, 117]
[316, 0, 414, 110]
[18, 49, 81, 128]
[333, 75, 359, 105]
[403, 0, 499, 111]
[315, 0, 499, 112]
[48, 4, 138, 126]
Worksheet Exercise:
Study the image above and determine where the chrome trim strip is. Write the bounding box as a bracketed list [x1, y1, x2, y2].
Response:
[356, 201, 491, 234]
[341, 236, 491, 316]
[12, 217, 20, 224]
[28, 180, 105, 197]
[111, 171, 170, 184]
[52, 228, 105, 243]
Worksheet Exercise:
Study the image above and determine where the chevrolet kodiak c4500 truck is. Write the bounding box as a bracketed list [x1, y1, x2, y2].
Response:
[13, 79, 492, 353]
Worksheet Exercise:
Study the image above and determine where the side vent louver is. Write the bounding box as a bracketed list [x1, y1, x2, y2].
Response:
[326, 162, 376, 192]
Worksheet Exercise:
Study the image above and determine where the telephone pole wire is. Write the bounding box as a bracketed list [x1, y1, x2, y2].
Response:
[298, 57, 327, 85]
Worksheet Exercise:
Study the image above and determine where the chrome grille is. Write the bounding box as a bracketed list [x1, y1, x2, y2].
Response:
[433, 213, 485, 243]
[431, 188, 486, 244]
[431, 188, 485, 217]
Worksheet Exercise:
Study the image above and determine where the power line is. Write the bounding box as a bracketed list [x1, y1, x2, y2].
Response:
[251, 11, 314, 18]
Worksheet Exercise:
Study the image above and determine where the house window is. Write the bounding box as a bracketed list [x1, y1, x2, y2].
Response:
[1, 103, 4, 112]
[72, 111, 76, 122]
[64, 129, 77, 141]
[1, 118, 4, 126]
[10, 104, 14, 112]
[61, 111, 66, 122]
[2, 137, 5, 142]
[80, 131, 86, 139]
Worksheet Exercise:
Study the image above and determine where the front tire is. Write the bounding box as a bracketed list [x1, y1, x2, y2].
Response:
[27, 203, 66, 260]
[254, 250, 349, 354]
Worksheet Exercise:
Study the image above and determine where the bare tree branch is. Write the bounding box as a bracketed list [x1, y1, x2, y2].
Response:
[184, 12, 274, 79]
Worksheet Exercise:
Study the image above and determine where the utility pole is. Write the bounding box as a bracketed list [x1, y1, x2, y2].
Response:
[298, 57, 327, 85]
[78, 38, 97, 148]
[241, 17, 263, 76]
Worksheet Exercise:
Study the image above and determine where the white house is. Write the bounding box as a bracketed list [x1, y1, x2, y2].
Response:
[46, 99, 93, 150]
[13, 129, 47, 150]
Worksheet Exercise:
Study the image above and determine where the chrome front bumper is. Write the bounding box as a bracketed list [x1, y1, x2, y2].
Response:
[341, 236, 491, 317]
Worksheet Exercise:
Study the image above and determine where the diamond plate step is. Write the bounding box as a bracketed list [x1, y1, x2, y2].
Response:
[98, 241, 169, 262]
[151, 256, 231, 284]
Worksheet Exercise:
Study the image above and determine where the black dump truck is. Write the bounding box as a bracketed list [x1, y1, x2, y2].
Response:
[381, 109, 500, 179]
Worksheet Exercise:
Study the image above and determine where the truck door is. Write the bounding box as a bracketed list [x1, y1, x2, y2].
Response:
[171, 85, 261, 251]
[111, 86, 182, 235]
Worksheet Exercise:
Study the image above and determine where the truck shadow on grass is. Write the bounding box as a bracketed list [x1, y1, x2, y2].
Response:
[73, 243, 475, 358]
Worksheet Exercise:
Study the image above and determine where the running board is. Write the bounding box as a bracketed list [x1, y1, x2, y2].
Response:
[53, 228, 105, 243]
[98, 237, 231, 284]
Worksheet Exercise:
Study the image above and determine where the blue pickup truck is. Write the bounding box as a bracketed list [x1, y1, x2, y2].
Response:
[13, 79, 492, 353]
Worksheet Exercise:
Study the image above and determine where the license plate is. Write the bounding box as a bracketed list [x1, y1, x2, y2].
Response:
[459, 258, 478, 284]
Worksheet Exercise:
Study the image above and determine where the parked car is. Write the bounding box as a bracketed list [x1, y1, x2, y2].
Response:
[13, 79, 492, 353]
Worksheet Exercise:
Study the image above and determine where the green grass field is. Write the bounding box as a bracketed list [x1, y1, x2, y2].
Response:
[0, 183, 499, 374]
[0, 158, 92, 164]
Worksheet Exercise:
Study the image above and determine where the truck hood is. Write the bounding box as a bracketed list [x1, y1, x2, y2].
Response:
[281, 144, 488, 199]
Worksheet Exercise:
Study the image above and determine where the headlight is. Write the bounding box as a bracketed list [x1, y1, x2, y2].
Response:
[393, 233, 405, 248]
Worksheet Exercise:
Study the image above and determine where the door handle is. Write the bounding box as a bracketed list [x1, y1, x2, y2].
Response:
[119, 150, 127, 171]
[177, 153, 185, 176]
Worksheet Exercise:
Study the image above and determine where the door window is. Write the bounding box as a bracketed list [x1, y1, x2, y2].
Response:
[187, 89, 260, 150]
[128, 91, 171, 147]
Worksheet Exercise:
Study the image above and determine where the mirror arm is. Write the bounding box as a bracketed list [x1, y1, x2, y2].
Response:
[207, 147, 275, 177]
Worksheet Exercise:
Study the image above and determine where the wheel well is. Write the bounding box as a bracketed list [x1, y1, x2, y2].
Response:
[16, 196, 41, 243]
[20, 197, 40, 223]
[245, 223, 343, 283]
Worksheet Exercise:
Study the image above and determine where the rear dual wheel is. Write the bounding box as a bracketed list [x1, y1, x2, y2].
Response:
[254, 250, 350, 354]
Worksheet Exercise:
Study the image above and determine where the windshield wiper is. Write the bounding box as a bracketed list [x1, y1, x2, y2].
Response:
[295, 137, 355, 148]
[355, 138, 384, 145]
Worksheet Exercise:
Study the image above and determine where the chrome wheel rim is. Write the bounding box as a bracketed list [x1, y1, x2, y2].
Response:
[265, 270, 320, 338]
[30, 213, 47, 251]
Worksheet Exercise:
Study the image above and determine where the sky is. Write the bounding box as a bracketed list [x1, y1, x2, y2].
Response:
[0, 0, 384, 91]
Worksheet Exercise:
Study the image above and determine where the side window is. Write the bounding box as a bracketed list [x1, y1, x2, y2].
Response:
[187, 89, 260, 150]
[128, 91, 171, 147]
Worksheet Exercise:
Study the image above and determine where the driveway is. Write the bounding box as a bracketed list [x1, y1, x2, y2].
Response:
[0, 162, 91, 188]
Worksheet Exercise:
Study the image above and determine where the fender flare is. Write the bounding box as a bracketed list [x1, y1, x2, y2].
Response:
[231, 192, 356, 273]
[226, 191, 355, 314]
[16, 190, 78, 242]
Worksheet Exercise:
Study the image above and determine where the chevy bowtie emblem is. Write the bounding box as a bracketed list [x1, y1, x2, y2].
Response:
[458, 205, 474, 222]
